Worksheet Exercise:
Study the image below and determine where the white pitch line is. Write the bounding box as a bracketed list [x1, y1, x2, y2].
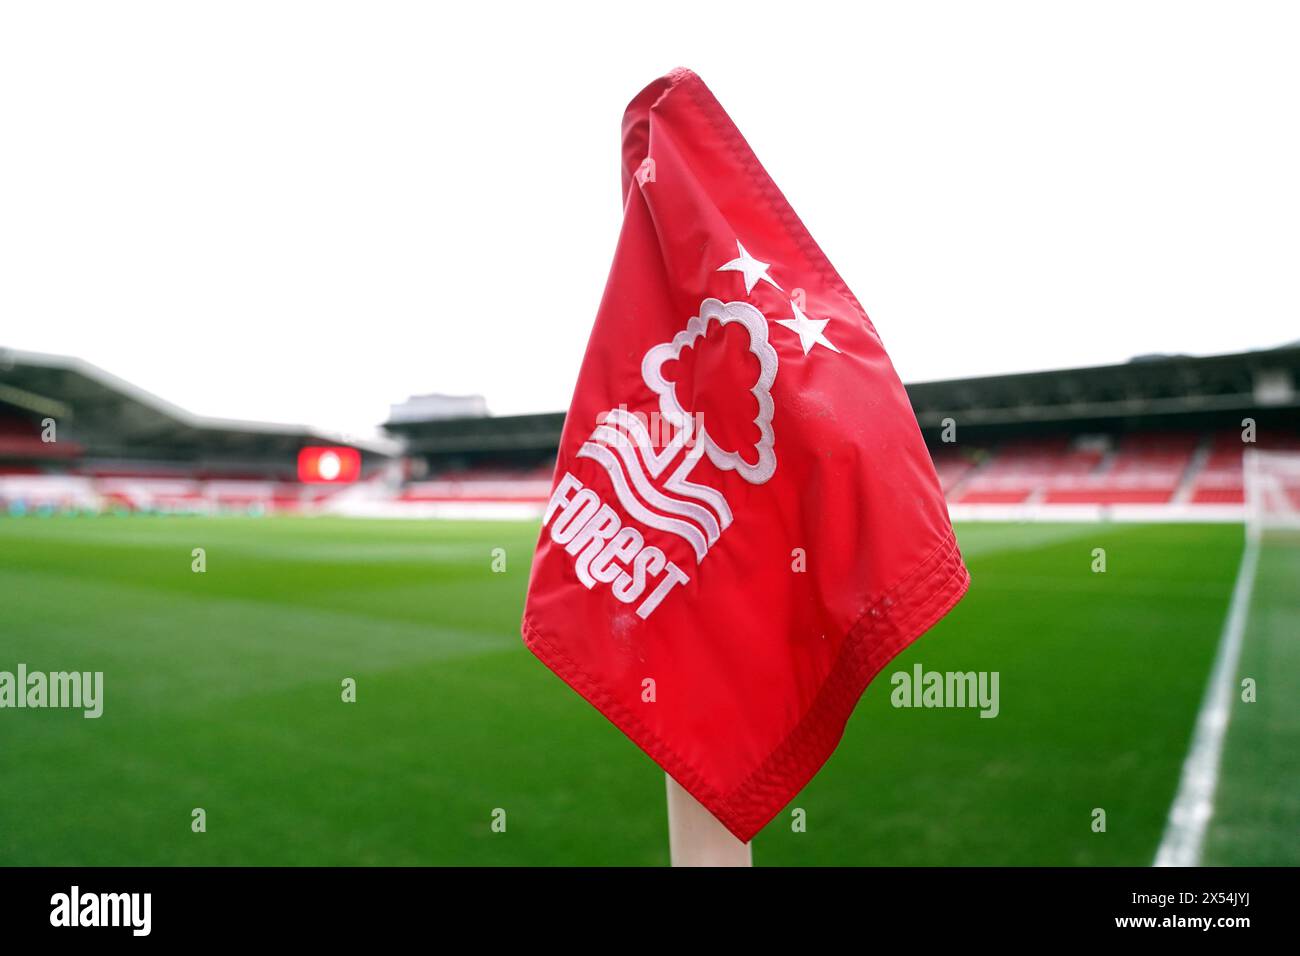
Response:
[1153, 533, 1260, 867]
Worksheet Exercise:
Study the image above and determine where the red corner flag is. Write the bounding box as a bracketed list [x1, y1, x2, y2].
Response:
[521, 69, 969, 842]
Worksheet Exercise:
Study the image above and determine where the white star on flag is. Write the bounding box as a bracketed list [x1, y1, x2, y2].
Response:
[717, 240, 782, 295]
[776, 300, 841, 355]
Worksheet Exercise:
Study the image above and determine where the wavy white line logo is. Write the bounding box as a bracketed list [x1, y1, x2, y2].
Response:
[578, 298, 779, 563]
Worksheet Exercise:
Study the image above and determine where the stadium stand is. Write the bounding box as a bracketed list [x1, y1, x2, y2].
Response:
[2, 343, 1297, 521]
[0, 348, 396, 514]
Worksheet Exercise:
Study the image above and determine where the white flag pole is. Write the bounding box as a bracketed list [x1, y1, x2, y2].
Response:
[665, 773, 752, 867]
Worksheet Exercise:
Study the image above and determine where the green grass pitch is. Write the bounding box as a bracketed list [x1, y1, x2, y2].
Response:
[0, 515, 1287, 865]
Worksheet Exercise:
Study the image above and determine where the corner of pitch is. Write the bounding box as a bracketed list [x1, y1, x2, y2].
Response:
[543, 473, 690, 619]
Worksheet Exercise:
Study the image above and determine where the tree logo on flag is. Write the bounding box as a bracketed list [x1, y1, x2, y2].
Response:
[577, 297, 779, 563]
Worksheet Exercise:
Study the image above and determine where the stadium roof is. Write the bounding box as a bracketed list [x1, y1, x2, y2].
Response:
[0, 347, 398, 459]
[384, 411, 565, 456]
[904, 343, 1300, 430]
[385, 344, 1300, 456]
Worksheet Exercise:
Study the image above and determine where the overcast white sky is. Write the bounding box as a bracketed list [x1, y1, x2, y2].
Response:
[2, 1, 1297, 439]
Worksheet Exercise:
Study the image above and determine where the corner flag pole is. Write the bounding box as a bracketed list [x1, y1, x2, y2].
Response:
[665, 774, 752, 867]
